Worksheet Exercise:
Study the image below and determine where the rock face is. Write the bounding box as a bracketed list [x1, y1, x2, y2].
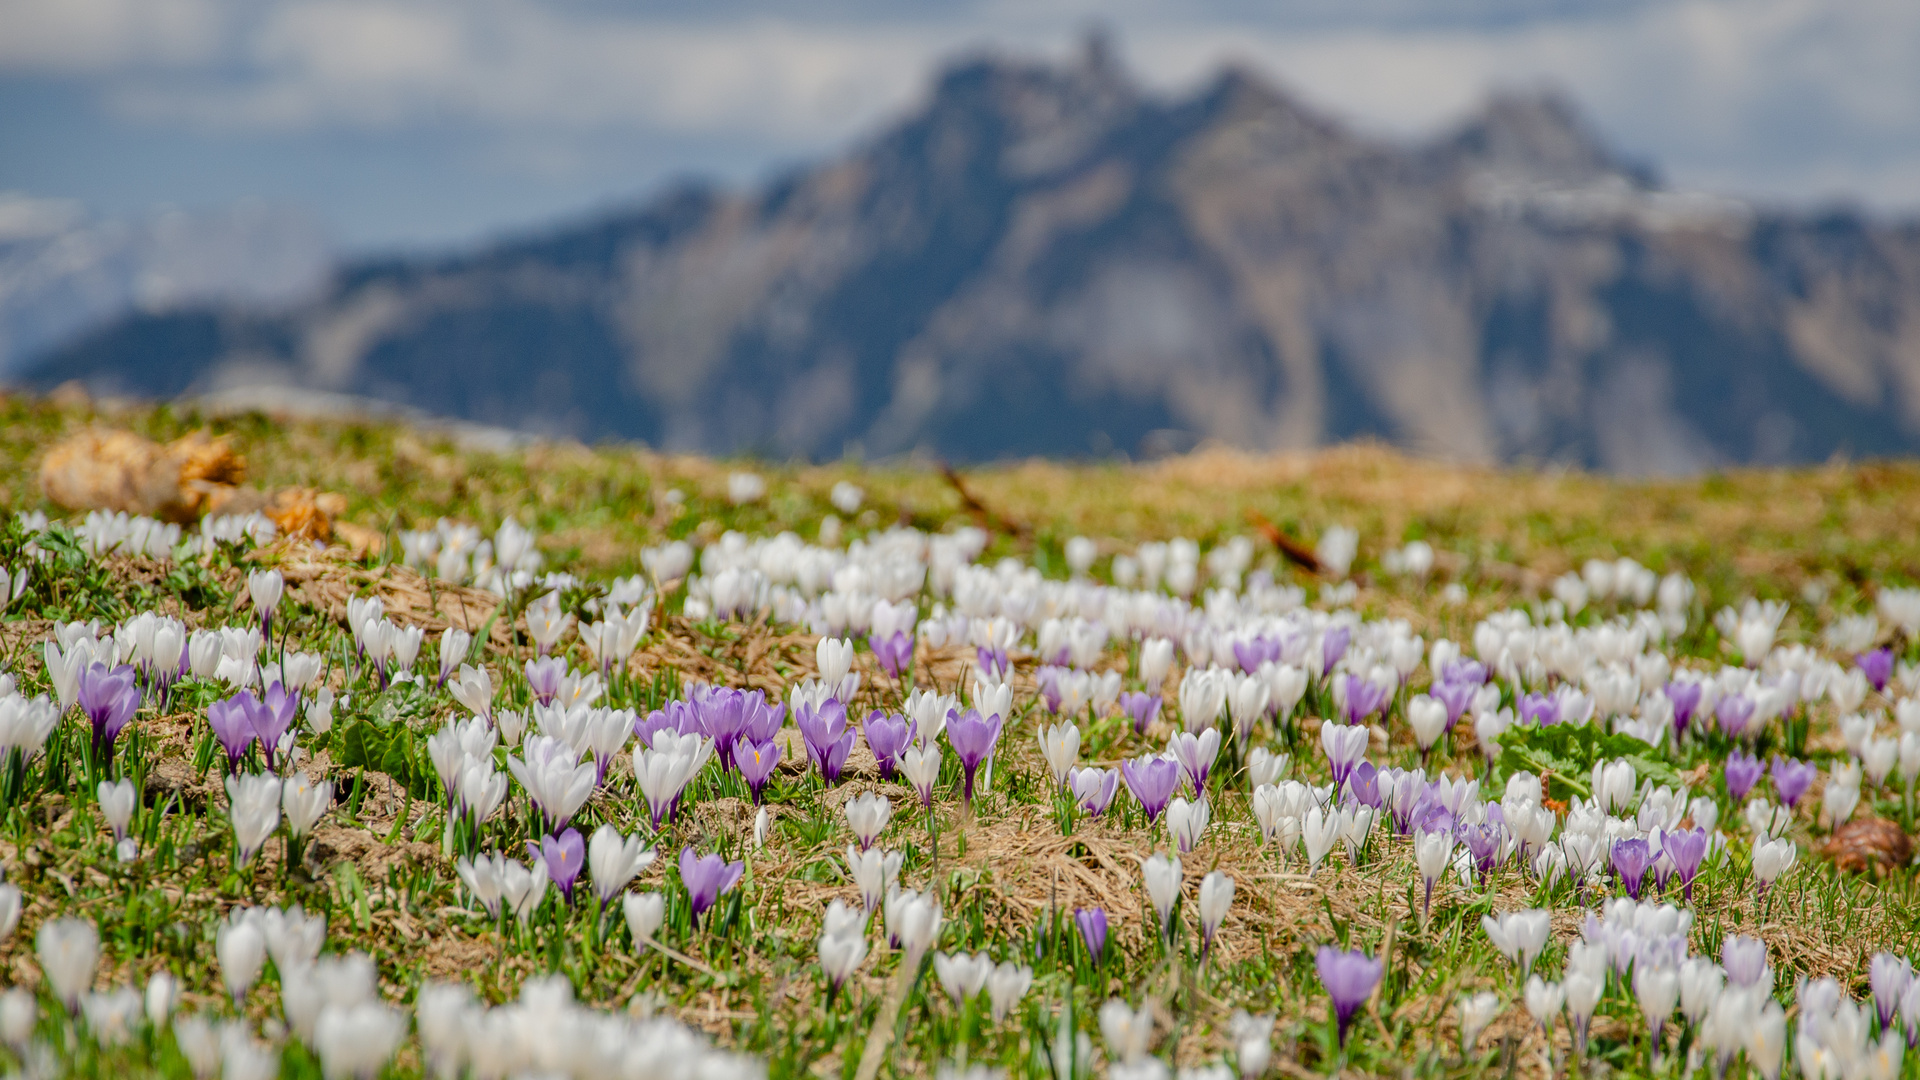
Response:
[22, 41, 1920, 471]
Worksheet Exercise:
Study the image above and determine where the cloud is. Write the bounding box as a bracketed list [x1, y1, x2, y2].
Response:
[6, 0, 1920, 209]
[0, 0, 227, 70]
[105, 0, 965, 144]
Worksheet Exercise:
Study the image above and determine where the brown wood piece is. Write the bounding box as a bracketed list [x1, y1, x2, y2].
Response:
[1245, 509, 1323, 573]
[939, 462, 1030, 538]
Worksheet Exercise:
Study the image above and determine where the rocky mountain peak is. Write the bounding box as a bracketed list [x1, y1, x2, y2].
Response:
[1438, 89, 1631, 185]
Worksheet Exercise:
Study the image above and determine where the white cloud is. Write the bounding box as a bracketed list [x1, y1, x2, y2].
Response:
[0, 0, 226, 70]
[7, 0, 1920, 209]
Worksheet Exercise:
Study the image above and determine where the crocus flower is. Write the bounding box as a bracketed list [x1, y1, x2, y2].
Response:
[1198, 871, 1233, 954]
[797, 699, 855, 785]
[1611, 837, 1652, 899]
[1859, 647, 1895, 693]
[1725, 750, 1764, 802]
[1665, 681, 1703, 736]
[1716, 695, 1755, 738]
[860, 710, 914, 779]
[869, 631, 913, 679]
[1517, 692, 1559, 727]
[1414, 830, 1452, 919]
[208, 692, 261, 773]
[1316, 946, 1382, 1047]
[1319, 722, 1369, 788]
[734, 737, 781, 803]
[1344, 761, 1381, 808]
[524, 657, 566, 706]
[740, 691, 786, 743]
[1664, 827, 1709, 900]
[1075, 908, 1108, 965]
[678, 847, 745, 928]
[1431, 681, 1476, 731]
[945, 708, 1003, 804]
[586, 824, 654, 908]
[1120, 754, 1181, 825]
[1321, 627, 1351, 672]
[1341, 675, 1388, 725]
[76, 663, 141, 761]
[976, 646, 1009, 682]
[529, 829, 585, 904]
[1168, 728, 1219, 796]
[901, 744, 940, 808]
[1770, 756, 1817, 808]
[1869, 953, 1910, 1030]
[1461, 820, 1506, 881]
[691, 686, 748, 771]
[225, 773, 281, 867]
[252, 681, 298, 770]
[1071, 766, 1119, 816]
[1722, 935, 1769, 988]
[1119, 691, 1161, 736]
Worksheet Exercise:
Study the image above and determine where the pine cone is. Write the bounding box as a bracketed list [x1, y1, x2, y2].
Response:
[1820, 818, 1913, 873]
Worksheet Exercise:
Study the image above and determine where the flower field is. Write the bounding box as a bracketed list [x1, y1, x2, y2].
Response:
[0, 401, 1919, 1079]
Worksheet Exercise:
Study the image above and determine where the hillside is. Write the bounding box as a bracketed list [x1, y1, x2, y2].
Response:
[23, 41, 1920, 471]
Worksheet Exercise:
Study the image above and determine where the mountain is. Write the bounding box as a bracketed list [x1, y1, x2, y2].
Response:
[0, 195, 328, 381]
[20, 40, 1920, 472]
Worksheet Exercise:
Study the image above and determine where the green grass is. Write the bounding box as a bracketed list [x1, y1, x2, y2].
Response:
[0, 400, 1916, 1078]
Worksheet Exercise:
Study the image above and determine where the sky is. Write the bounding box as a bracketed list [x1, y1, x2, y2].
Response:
[3, 0, 1919, 254]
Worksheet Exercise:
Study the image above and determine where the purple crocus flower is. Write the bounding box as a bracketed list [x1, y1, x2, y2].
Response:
[1341, 675, 1388, 725]
[207, 692, 259, 773]
[253, 682, 299, 770]
[1859, 647, 1895, 693]
[1517, 692, 1559, 728]
[678, 847, 745, 927]
[524, 657, 566, 706]
[976, 646, 1009, 682]
[76, 663, 141, 760]
[741, 691, 786, 743]
[1869, 954, 1909, 1030]
[1231, 636, 1279, 675]
[946, 708, 1003, 804]
[1725, 750, 1764, 802]
[1460, 820, 1506, 881]
[529, 828, 585, 903]
[1611, 837, 1653, 899]
[1315, 946, 1383, 1047]
[1388, 780, 1445, 836]
[1771, 755, 1817, 808]
[1120, 754, 1181, 825]
[1075, 907, 1108, 965]
[1321, 627, 1351, 673]
[1665, 681, 1703, 736]
[1071, 766, 1119, 816]
[868, 631, 913, 679]
[1722, 936, 1768, 987]
[1431, 680, 1476, 730]
[734, 737, 781, 804]
[1664, 827, 1709, 900]
[635, 699, 699, 747]
[1119, 691, 1161, 736]
[860, 710, 915, 779]
[1344, 761, 1382, 809]
[797, 699, 855, 785]
[1716, 694, 1755, 739]
[1034, 667, 1066, 714]
[692, 686, 749, 770]
[1441, 659, 1487, 687]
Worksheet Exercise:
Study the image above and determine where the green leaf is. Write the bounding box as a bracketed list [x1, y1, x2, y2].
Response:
[336, 717, 437, 801]
[1496, 722, 1684, 800]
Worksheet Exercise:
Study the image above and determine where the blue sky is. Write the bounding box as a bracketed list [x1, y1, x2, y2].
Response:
[4, 0, 1918, 254]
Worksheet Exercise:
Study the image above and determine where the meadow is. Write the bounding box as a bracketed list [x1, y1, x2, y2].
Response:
[0, 395, 1917, 1080]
